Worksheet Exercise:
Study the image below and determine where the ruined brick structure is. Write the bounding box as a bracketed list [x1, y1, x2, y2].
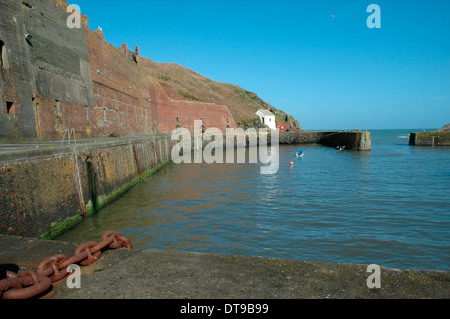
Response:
[0, 0, 236, 143]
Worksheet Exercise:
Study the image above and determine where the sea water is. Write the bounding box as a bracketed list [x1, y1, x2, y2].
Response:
[57, 129, 450, 271]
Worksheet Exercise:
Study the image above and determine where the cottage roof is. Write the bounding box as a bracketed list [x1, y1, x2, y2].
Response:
[256, 109, 274, 117]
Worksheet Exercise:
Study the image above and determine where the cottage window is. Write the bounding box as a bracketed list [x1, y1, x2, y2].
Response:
[85, 105, 89, 121]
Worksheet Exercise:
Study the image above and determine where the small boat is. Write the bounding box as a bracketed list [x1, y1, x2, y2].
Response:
[336, 146, 346, 151]
[296, 150, 305, 158]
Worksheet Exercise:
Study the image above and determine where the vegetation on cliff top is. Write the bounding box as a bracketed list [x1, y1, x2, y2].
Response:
[139, 58, 301, 130]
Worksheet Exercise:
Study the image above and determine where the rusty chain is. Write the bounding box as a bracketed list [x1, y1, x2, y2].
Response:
[0, 230, 133, 299]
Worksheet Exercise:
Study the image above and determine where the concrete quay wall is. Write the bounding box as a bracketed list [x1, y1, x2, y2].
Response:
[279, 131, 372, 151]
[177, 130, 372, 151]
[0, 135, 174, 239]
[409, 132, 450, 146]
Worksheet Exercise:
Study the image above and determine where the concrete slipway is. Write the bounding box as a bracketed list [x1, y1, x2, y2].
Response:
[0, 234, 448, 301]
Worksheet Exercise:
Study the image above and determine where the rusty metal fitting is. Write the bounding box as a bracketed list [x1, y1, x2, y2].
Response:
[2, 270, 52, 299]
[1, 231, 133, 299]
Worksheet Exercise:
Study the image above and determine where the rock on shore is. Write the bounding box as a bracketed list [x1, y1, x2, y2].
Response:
[434, 123, 450, 132]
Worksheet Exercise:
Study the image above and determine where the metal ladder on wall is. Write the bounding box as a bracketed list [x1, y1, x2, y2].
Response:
[62, 128, 86, 217]
[61, 128, 76, 146]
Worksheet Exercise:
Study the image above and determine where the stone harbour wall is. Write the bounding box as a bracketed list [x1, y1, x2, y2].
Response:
[279, 131, 371, 151]
[409, 131, 450, 146]
[0, 135, 174, 239]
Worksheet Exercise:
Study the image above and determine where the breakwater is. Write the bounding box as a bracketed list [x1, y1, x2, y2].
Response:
[409, 131, 450, 146]
[189, 130, 371, 150]
[280, 130, 371, 151]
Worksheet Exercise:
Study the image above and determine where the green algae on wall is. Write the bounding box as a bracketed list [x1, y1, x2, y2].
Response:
[95, 161, 171, 213]
[410, 132, 450, 146]
[39, 156, 172, 240]
[0, 154, 82, 238]
[1, 136, 175, 239]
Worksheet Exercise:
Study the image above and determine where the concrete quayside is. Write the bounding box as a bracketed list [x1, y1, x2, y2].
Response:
[1, 234, 449, 299]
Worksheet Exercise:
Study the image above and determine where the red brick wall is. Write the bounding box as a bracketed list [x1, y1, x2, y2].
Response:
[157, 98, 236, 133]
[85, 29, 156, 137]
[35, 94, 92, 140]
[34, 27, 160, 140]
[30, 0, 236, 140]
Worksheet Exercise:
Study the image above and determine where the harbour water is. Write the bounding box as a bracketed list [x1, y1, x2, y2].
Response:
[57, 129, 450, 271]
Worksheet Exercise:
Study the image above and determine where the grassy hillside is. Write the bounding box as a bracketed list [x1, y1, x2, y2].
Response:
[139, 57, 301, 130]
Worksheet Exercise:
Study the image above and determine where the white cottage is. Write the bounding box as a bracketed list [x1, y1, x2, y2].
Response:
[256, 109, 276, 130]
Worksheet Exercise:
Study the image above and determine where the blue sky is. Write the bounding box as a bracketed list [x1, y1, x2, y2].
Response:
[73, 0, 450, 130]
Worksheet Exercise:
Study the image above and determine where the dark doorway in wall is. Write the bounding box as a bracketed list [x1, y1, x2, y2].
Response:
[6, 101, 14, 114]
[0, 41, 5, 67]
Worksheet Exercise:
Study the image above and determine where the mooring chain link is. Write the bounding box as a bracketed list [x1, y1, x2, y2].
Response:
[0, 231, 133, 299]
